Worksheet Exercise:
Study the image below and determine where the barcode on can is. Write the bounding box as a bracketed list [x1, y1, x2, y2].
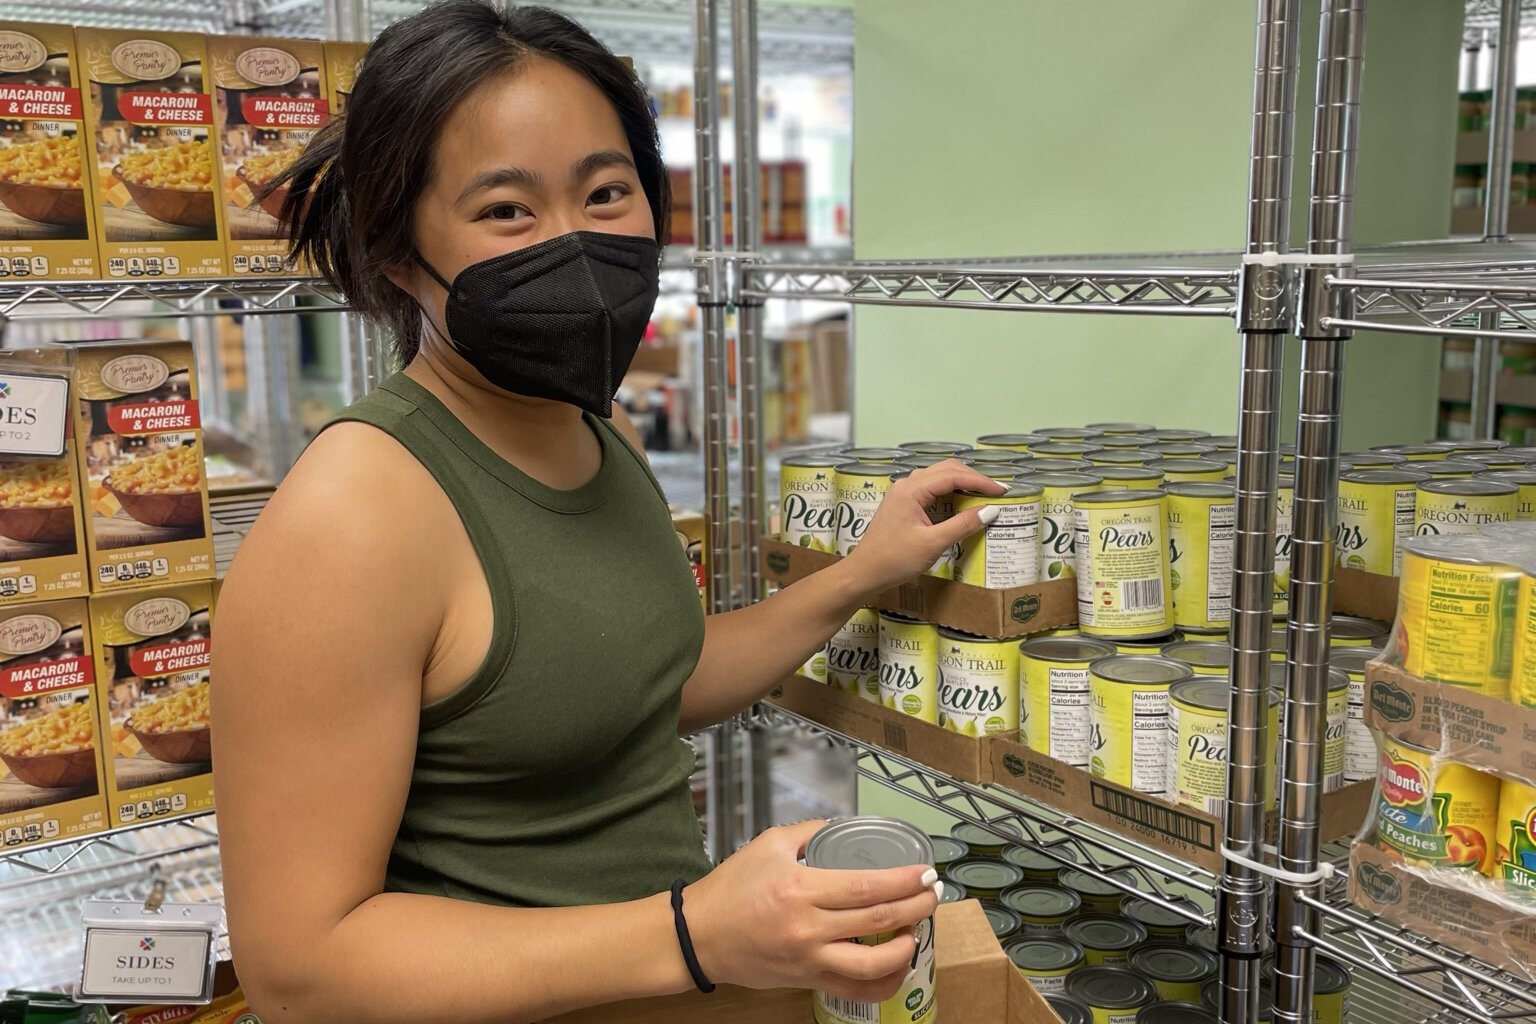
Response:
[816, 994, 880, 1024]
[1120, 578, 1163, 612]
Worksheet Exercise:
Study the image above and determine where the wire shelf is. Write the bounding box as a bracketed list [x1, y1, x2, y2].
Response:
[0, 277, 349, 324]
[761, 703, 1218, 921]
[1324, 241, 1536, 341]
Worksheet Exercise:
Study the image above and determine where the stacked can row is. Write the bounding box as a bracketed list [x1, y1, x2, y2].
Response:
[933, 822, 1352, 1024]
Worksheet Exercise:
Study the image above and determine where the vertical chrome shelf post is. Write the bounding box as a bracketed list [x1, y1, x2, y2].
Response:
[1221, 4, 1301, 1023]
[1275, 3, 1365, 1023]
[1472, 0, 1521, 438]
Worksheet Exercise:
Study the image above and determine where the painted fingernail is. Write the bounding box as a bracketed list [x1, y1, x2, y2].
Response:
[977, 505, 1002, 525]
[920, 868, 938, 887]
[933, 881, 945, 901]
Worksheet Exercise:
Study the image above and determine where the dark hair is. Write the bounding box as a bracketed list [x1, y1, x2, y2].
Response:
[268, 0, 669, 363]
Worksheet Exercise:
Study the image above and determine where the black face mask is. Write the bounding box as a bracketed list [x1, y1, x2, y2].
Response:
[417, 230, 661, 418]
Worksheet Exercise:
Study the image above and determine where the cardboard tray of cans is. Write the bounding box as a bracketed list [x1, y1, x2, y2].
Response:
[760, 538, 1077, 640]
[1363, 659, 1536, 791]
[1348, 842, 1536, 984]
[547, 900, 1066, 1024]
[986, 735, 1376, 874]
[1332, 567, 1400, 626]
[768, 672, 991, 785]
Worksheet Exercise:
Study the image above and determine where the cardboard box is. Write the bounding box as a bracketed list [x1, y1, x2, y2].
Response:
[0, 22, 99, 280]
[73, 341, 214, 593]
[209, 34, 329, 275]
[1333, 566, 1399, 625]
[323, 40, 366, 117]
[548, 899, 1065, 1024]
[1349, 841, 1536, 983]
[0, 352, 89, 604]
[988, 732, 1375, 872]
[1365, 659, 1536, 784]
[76, 27, 226, 279]
[91, 579, 213, 828]
[762, 538, 1077, 640]
[768, 672, 990, 784]
[0, 598, 106, 849]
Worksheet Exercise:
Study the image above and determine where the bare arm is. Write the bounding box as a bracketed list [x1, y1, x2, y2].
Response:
[213, 425, 692, 1024]
[678, 462, 1006, 733]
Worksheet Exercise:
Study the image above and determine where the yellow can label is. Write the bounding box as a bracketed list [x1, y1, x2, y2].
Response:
[827, 608, 879, 699]
[938, 636, 1019, 736]
[814, 917, 936, 1024]
[1375, 742, 1498, 871]
[1073, 495, 1173, 638]
[1021, 653, 1095, 767]
[801, 646, 827, 683]
[834, 470, 895, 556]
[879, 616, 939, 723]
[1398, 551, 1517, 695]
[924, 491, 957, 579]
[1512, 480, 1536, 522]
[1337, 664, 1377, 783]
[1495, 778, 1536, 892]
[1315, 988, 1348, 1024]
[1324, 686, 1348, 792]
[1168, 696, 1226, 814]
[780, 463, 840, 551]
[1515, 571, 1536, 708]
[1414, 487, 1517, 538]
[1090, 675, 1172, 795]
[1038, 483, 1079, 581]
[1167, 492, 1235, 633]
[1274, 482, 1294, 615]
[1337, 478, 1416, 575]
[956, 493, 1041, 588]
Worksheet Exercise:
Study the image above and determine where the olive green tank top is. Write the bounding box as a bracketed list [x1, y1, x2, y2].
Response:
[327, 373, 712, 907]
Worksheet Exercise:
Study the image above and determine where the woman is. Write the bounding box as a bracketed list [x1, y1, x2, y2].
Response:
[212, 3, 1003, 1021]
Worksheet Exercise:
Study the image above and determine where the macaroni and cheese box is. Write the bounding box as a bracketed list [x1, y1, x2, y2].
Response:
[209, 34, 328, 275]
[73, 341, 213, 593]
[76, 28, 226, 279]
[323, 40, 367, 117]
[0, 598, 106, 849]
[0, 351, 89, 604]
[0, 23, 98, 280]
[91, 581, 213, 828]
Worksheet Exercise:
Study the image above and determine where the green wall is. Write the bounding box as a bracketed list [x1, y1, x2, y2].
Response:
[848, 0, 1461, 450]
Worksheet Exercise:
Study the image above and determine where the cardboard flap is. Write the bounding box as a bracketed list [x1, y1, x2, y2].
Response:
[1333, 568, 1399, 625]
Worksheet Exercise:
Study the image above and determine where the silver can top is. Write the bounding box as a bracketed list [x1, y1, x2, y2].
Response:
[805, 817, 934, 871]
[1090, 654, 1193, 686]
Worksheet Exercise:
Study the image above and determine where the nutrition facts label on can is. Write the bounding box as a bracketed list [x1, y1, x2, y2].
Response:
[1132, 689, 1170, 796]
[1206, 502, 1235, 622]
[1047, 666, 1092, 767]
[1392, 487, 1416, 576]
[981, 501, 1040, 587]
[1345, 678, 1375, 781]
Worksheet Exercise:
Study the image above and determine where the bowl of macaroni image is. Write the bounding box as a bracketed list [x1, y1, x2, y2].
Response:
[126, 679, 209, 764]
[0, 136, 87, 226]
[111, 139, 216, 228]
[0, 460, 78, 544]
[235, 148, 298, 221]
[0, 700, 97, 789]
[104, 444, 204, 529]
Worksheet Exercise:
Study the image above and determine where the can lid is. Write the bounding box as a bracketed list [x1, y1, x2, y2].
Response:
[839, 447, 909, 462]
[960, 448, 1032, 465]
[1025, 471, 1106, 488]
[896, 454, 950, 469]
[1065, 965, 1158, 1009]
[960, 481, 1043, 499]
[975, 433, 1047, 447]
[1129, 943, 1217, 982]
[1063, 915, 1149, 953]
[983, 903, 1023, 939]
[950, 821, 1021, 846]
[781, 453, 852, 468]
[1150, 460, 1230, 477]
[1043, 994, 1093, 1024]
[879, 610, 924, 625]
[1204, 435, 1239, 449]
[1339, 467, 1431, 484]
[1149, 443, 1220, 456]
[971, 463, 1030, 480]
[1150, 429, 1212, 441]
[1169, 676, 1231, 711]
[835, 461, 908, 479]
[1122, 895, 1196, 931]
[1036, 427, 1107, 441]
[1034, 441, 1107, 456]
[1315, 954, 1353, 995]
[805, 817, 934, 870]
[1088, 449, 1160, 465]
[1027, 458, 1096, 473]
[937, 626, 1017, 644]
[1114, 631, 1184, 651]
[1073, 488, 1168, 505]
[1186, 924, 1219, 956]
[1058, 867, 1138, 897]
[1002, 844, 1066, 873]
[1330, 615, 1388, 641]
[1418, 477, 1518, 496]
[1340, 452, 1406, 467]
[1478, 469, 1536, 484]
[1403, 533, 1516, 565]
[1001, 884, 1082, 919]
[1415, 459, 1488, 478]
[1137, 1002, 1218, 1024]
[1023, 637, 1119, 662]
[947, 859, 1026, 890]
[1328, 645, 1385, 674]
[1462, 452, 1529, 465]
[1092, 466, 1166, 482]
[928, 836, 969, 863]
[1097, 434, 1160, 449]
[1091, 655, 1193, 686]
[1006, 936, 1086, 973]
[1162, 641, 1233, 669]
[1373, 444, 1445, 456]
[938, 880, 967, 903]
[899, 440, 969, 454]
[1086, 422, 1157, 434]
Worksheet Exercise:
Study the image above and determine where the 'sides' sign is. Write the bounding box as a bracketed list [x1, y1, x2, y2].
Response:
[0, 373, 69, 458]
[78, 899, 219, 1005]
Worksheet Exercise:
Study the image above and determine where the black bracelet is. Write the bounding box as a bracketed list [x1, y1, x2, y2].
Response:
[669, 878, 716, 994]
